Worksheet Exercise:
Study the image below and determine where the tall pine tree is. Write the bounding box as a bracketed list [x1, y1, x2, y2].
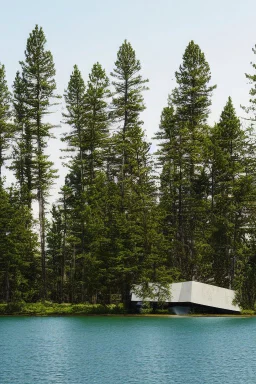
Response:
[62, 63, 110, 302]
[109, 40, 170, 304]
[12, 71, 33, 209]
[209, 97, 251, 288]
[155, 41, 216, 280]
[19, 25, 59, 299]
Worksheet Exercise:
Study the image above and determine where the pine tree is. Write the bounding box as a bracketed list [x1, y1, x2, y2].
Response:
[0, 184, 38, 302]
[62, 64, 87, 280]
[209, 97, 250, 288]
[154, 99, 185, 275]
[83, 62, 110, 180]
[19, 25, 59, 299]
[62, 65, 86, 187]
[77, 63, 110, 301]
[110, 40, 149, 209]
[0, 63, 12, 179]
[12, 71, 33, 208]
[155, 41, 216, 280]
[233, 44, 256, 306]
[109, 40, 171, 304]
[62, 63, 110, 302]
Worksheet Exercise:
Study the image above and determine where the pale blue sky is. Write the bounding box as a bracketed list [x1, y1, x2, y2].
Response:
[1, 0, 256, 198]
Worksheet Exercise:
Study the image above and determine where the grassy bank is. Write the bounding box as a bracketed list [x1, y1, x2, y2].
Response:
[0, 302, 252, 316]
[0, 302, 126, 316]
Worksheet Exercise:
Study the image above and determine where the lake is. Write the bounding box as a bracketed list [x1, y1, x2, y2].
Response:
[0, 316, 255, 383]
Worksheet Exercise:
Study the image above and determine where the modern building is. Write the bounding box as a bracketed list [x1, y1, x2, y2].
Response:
[131, 281, 240, 314]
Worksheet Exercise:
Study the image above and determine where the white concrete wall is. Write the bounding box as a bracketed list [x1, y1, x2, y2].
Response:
[190, 281, 239, 312]
[131, 281, 240, 312]
[171, 281, 192, 303]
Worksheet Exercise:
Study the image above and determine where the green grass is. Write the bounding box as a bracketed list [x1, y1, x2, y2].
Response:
[0, 302, 126, 316]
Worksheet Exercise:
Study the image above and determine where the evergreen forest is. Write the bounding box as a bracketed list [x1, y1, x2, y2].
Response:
[1, 25, 256, 310]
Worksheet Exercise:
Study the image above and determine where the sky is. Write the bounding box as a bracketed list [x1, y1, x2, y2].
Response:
[1, 0, 256, 203]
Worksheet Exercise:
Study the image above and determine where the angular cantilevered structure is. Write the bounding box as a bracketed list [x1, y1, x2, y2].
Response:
[131, 281, 240, 314]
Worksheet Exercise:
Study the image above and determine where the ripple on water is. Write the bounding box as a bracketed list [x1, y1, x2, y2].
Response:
[0, 316, 255, 384]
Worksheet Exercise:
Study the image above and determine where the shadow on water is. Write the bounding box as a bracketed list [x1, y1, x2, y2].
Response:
[170, 306, 191, 315]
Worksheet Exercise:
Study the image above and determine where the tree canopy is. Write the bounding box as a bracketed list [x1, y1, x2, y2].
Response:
[1, 28, 256, 310]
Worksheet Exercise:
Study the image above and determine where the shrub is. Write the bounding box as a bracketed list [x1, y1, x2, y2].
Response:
[0, 304, 7, 314]
[241, 309, 255, 315]
[6, 302, 25, 314]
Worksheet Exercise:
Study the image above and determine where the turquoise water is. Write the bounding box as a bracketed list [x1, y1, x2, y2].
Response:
[0, 316, 255, 383]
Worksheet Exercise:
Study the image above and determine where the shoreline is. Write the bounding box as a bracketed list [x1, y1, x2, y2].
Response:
[0, 313, 253, 318]
[0, 302, 252, 317]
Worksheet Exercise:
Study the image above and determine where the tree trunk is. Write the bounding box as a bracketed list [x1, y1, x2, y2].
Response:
[38, 188, 46, 300]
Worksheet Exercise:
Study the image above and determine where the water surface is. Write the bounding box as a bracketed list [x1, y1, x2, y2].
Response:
[0, 316, 255, 383]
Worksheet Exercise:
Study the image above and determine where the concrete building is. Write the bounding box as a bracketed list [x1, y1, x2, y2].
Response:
[131, 281, 240, 314]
